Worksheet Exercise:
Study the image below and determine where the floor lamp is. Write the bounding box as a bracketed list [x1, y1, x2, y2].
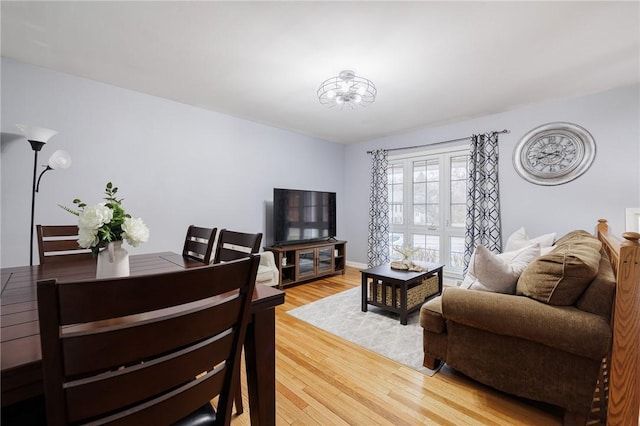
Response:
[16, 125, 72, 265]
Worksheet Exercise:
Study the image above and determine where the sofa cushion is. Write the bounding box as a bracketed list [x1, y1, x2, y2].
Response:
[420, 296, 446, 333]
[576, 249, 616, 319]
[441, 287, 612, 360]
[516, 234, 602, 305]
[505, 227, 556, 252]
[461, 244, 540, 294]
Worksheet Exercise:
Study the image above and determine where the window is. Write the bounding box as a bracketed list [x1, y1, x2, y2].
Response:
[388, 163, 404, 225]
[626, 208, 640, 233]
[387, 147, 469, 279]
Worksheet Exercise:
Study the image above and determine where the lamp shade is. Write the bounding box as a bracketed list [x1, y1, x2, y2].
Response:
[48, 150, 72, 169]
[16, 124, 58, 143]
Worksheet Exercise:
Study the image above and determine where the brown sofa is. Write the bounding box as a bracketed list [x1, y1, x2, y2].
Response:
[420, 229, 617, 422]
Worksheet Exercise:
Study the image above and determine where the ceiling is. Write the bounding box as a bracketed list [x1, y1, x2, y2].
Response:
[2, 1, 639, 144]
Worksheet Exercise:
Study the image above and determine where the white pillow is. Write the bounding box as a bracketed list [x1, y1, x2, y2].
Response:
[461, 243, 541, 294]
[505, 227, 556, 252]
[540, 246, 555, 256]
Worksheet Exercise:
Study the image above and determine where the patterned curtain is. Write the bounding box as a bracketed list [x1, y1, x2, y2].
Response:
[463, 133, 502, 273]
[367, 149, 390, 267]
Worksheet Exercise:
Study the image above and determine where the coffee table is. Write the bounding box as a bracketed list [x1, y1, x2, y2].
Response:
[361, 262, 444, 325]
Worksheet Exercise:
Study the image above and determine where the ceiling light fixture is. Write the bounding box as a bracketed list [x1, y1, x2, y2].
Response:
[317, 70, 377, 109]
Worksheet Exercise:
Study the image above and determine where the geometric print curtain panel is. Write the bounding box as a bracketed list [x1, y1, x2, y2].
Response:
[368, 149, 390, 267]
[463, 133, 502, 273]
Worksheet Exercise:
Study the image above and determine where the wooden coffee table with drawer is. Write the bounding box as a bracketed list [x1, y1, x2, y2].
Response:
[361, 262, 444, 325]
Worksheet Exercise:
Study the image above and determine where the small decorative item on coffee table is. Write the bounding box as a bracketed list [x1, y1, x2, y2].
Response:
[361, 262, 444, 325]
[390, 243, 425, 271]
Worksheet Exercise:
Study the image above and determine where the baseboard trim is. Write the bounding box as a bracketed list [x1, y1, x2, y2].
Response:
[346, 260, 367, 270]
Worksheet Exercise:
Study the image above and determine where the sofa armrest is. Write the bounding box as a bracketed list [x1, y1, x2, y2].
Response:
[441, 287, 611, 360]
[256, 251, 279, 287]
[420, 296, 445, 333]
[259, 250, 276, 268]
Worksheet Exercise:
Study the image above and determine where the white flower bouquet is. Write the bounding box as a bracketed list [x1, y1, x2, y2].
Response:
[61, 182, 149, 255]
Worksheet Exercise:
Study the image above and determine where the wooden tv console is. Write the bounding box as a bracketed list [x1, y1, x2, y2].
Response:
[264, 240, 346, 289]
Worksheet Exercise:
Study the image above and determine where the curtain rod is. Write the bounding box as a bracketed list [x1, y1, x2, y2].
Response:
[366, 129, 511, 154]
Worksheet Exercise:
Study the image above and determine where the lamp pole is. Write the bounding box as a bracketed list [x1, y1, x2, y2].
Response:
[17, 124, 70, 266]
[28, 140, 46, 266]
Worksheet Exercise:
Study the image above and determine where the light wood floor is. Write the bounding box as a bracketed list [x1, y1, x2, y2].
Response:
[231, 266, 563, 425]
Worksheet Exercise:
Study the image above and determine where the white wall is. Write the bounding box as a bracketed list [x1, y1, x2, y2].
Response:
[3, 58, 638, 269]
[1, 58, 346, 267]
[344, 84, 640, 265]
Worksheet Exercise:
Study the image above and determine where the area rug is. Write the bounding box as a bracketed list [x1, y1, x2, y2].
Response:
[287, 287, 440, 376]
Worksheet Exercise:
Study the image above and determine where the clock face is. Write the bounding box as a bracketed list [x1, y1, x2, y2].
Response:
[514, 123, 596, 186]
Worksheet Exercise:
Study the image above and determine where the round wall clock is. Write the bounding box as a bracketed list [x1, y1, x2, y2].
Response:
[513, 122, 596, 186]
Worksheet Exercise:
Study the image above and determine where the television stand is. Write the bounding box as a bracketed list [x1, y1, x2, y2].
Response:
[264, 240, 347, 289]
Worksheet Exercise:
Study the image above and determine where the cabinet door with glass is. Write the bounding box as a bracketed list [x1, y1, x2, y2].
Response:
[316, 246, 333, 274]
[296, 249, 317, 280]
[295, 246, 334, 280]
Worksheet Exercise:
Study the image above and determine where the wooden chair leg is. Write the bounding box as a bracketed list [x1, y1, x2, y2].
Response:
[234, 368, 243, 414]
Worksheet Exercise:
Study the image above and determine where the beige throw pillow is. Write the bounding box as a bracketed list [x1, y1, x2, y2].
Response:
[553, 230, 601, 250]
[516, 240, 602, 305]
[461, 244, 541, 294]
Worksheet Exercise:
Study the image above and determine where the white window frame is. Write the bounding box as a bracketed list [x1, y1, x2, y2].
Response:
[626, 208, 640, 232]
[388, 144, 469, 281]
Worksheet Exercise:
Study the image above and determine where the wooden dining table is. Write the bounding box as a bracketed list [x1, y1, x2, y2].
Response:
[1, 252, 285, 426]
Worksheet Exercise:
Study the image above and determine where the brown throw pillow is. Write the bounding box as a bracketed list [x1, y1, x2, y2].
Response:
[553, 229, 601, 250]
[516, 240, 602, 305]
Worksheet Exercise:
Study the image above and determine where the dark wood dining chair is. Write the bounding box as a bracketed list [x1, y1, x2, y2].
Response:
[213, 229, 263, 264]
[182, 225, 217, 263]
[36, 225, 93, 265]
[37, 255, 259, 426]
[211, 229, 262, 414]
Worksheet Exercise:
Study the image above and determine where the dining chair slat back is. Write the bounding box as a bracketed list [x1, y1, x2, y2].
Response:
[36, 225, 93, 265]
[37, 256, 259, 426]
[182, 225, 217, 263]
[211, 228, 262, 415]
[213, 229, 263, 264]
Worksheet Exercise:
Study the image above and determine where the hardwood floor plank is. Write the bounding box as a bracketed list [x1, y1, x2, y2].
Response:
[230, 267, 563, 425]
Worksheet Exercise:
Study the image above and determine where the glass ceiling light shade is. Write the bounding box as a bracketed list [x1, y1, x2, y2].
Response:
[317, 70, 377, 109]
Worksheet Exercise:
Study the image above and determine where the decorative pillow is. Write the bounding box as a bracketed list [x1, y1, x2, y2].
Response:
[540, 246, 555, 256]
[461, 244, 541, 294]
[553, 230, 601, 250]
[516, 239, 602, 305]
[505, 227, 556, 252]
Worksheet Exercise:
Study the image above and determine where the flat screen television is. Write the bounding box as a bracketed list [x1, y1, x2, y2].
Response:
[273, 188, 337, 246]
